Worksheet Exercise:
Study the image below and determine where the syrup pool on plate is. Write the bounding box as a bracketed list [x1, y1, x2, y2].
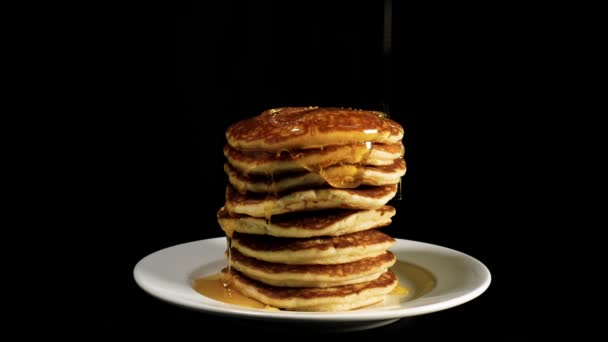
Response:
[192, 273, 278, 310]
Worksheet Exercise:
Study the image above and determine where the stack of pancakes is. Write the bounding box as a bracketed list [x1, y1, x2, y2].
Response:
[217, 107, 406, 311]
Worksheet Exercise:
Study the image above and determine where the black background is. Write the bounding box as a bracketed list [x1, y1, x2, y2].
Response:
[99, 0, 548, 338]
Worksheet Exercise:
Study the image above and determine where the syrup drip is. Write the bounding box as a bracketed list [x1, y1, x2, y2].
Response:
[264, 171, 278, 223]
[224, 236, 232, 288]
[381, 104, 391, 118]
[397, 177, 402, 200]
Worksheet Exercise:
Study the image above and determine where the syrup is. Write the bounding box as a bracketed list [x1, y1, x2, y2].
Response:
[192, 273, 271, 309]
[224, 236, 232, 287]
[289, 142, 374, 189]
[390, 284, 409, 295]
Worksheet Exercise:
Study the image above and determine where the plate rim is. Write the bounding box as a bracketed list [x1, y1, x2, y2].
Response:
[133, 237, 491, 322]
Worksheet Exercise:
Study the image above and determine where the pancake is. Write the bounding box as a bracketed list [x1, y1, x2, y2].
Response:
[224, 164, 325, 194]
[228, 248, 396, 287]
[231, 229, 395, 265]
[228, 268, 398, 311]
[226, 107, 404, 152]
[224, 142, 404, 175]
[224, 184, 398, 218]
[225, 158, 406, 193]
[217, 206, 396, 238]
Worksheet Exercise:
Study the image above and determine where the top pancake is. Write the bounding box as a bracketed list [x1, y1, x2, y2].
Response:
[226, 107, 404, 152]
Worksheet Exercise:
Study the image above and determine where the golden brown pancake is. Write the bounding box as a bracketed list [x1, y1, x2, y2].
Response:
[231, 229, 395, 264]
[224, 142, 404, 175]
[228, 248, 396, 287]
[228, 268, 398, 311]
[224, 158, 406, 193]
[224, 164, 325, 194]
[224, 184, 398, 218]
[217, 206, 396, 238]
[213, 106, 407, 312]
[226, 107, 404, 152]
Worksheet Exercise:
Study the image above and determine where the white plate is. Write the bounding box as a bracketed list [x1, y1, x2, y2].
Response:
[134, 237, 491, 331]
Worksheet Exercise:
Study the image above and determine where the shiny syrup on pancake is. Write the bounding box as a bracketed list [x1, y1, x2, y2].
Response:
[234, 107, 403, 191]
[283, 142, 373, 189]
[291, 109, 400, 191]
[266, 107, 387, 189]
